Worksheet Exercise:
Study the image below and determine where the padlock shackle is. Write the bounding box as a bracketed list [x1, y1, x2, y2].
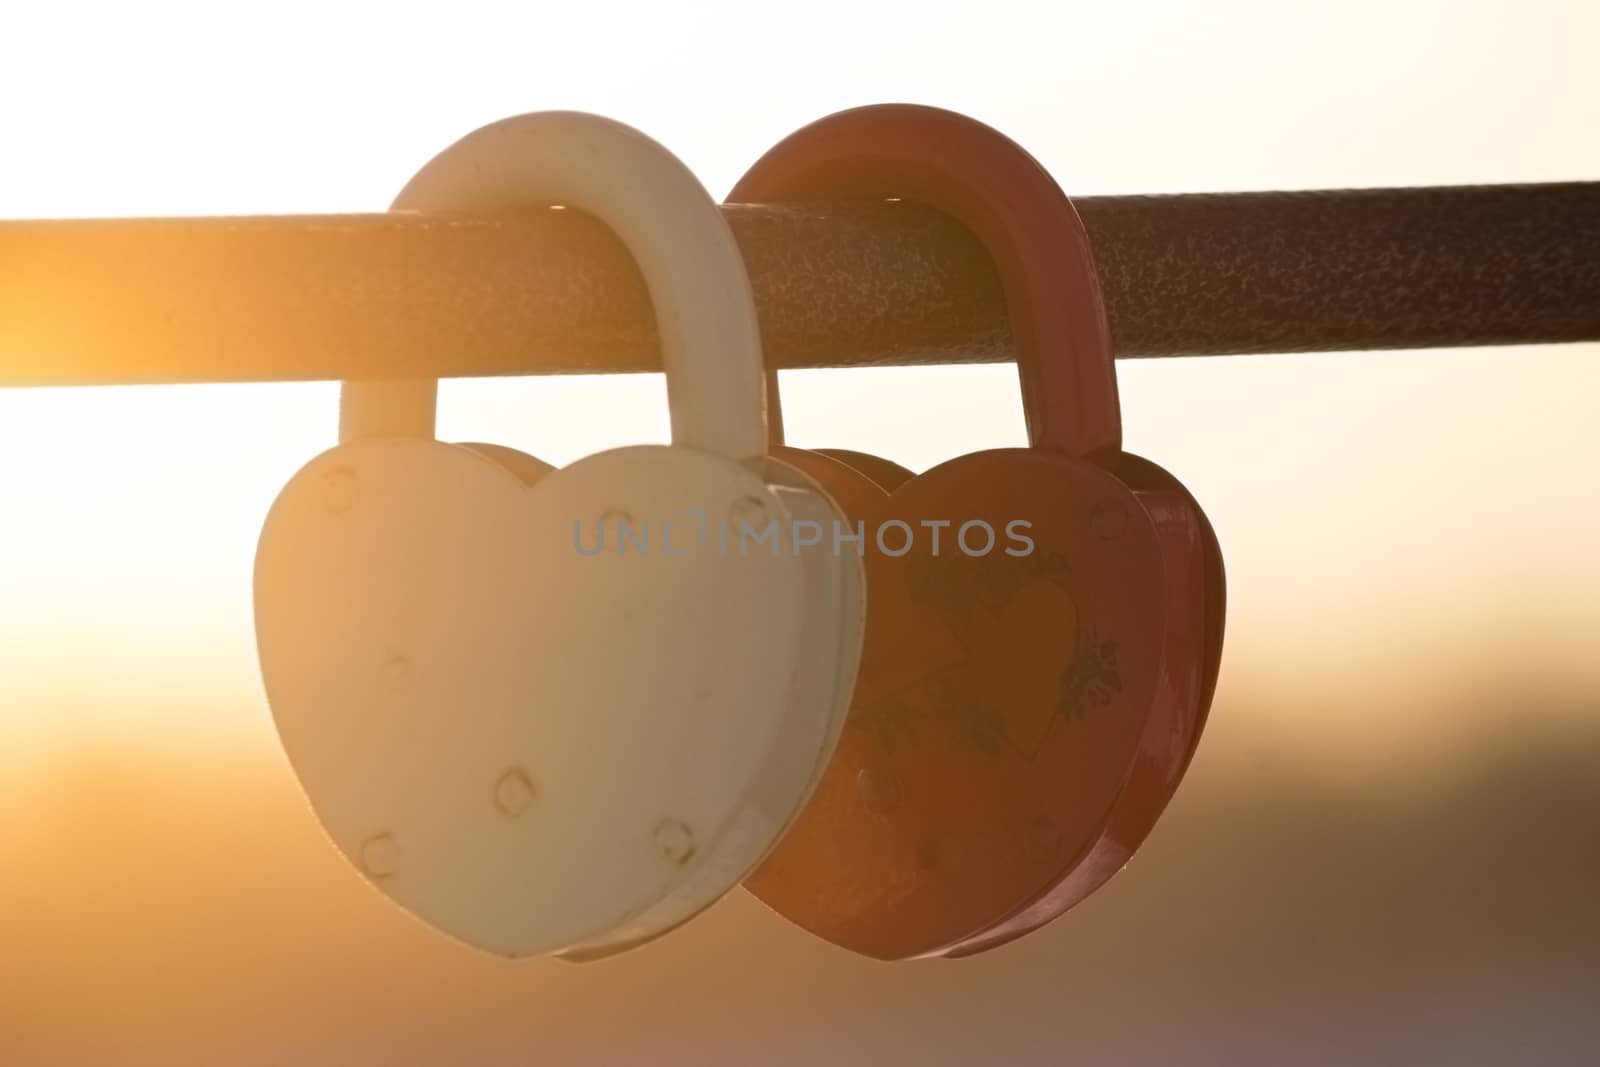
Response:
[340, 111, 768, 462]
[730, 104, 1120, 460]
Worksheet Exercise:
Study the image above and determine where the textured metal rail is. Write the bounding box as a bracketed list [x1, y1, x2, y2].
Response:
[1, 182, 1595, 386]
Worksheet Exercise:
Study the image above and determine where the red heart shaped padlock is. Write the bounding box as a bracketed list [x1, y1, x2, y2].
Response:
[732, 104, 1226, 960]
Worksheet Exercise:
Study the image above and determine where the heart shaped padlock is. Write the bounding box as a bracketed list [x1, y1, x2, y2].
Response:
[254, 111, 863, 960]
[731, 104, 1226, 960]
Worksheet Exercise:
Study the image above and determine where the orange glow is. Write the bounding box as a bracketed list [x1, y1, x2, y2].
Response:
[1, 1, 1598, 1061]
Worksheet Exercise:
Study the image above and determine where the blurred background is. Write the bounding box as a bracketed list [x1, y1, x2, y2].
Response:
[1, 2, 1596, 1064]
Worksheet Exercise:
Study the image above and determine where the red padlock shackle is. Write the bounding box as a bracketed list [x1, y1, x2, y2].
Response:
[729, 103, 1121, 460]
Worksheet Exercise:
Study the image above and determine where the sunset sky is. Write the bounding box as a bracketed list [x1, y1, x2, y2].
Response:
[1, 2, 1596, 1064]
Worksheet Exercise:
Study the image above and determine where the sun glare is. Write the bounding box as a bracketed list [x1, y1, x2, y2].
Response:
[1, 2, 1597, 1061]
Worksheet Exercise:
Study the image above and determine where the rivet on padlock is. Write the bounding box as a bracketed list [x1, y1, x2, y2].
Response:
[730, 104, 1226, 961]
[253, 111, 864, 961]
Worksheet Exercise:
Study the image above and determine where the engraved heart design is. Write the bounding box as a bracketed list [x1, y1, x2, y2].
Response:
[746, 447, 1167, 959]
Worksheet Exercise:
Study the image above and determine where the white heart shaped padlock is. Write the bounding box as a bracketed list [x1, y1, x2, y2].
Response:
[253, 111, 864, 960]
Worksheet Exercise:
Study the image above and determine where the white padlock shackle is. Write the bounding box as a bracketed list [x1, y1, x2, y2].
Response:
[339, 111, 768, 463]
